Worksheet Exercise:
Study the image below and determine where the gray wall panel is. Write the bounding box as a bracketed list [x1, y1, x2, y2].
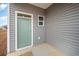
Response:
[46, 4, 79, 55]
[9, 3, 45, 52]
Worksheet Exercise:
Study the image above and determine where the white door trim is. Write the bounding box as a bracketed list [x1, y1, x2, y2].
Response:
[15, 11, 33, 51]
[7, 3, 10, 53]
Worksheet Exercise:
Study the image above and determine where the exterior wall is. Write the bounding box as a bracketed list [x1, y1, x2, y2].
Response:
[9, 3, 79, 55]
[9, 3, 45, 52]
[46, 4, 79, 55]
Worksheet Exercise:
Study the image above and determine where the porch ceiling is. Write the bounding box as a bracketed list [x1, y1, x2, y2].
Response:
[30, 3, 52, 9]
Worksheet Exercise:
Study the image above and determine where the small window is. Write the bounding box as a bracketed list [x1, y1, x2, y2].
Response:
[38, 15, 44, 27]
[39, 17, 43, 21]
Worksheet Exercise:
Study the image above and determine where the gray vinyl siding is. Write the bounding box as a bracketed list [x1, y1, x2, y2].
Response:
[9, 3, 79, 56]
[9, 3, 45, 52]
[46, 4, 79, 56]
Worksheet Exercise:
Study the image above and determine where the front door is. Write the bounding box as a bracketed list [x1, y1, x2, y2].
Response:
[17, 15, 32, 50]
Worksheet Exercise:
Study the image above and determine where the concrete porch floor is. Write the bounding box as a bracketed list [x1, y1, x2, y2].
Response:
[7, 43, 64, 56]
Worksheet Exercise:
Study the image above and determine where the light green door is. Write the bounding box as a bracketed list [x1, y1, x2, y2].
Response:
[17, 17, 32, 49]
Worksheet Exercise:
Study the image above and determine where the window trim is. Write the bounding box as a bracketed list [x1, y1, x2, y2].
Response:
[38, 15, 44, 27]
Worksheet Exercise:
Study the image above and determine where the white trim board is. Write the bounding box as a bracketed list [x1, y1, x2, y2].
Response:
[15, 11, 33, 51]
[7, 3, 10, 53]
[38, 15, 45, 27]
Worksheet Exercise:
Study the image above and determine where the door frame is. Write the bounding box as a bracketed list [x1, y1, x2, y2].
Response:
[7, 3, 10, 53]
[15, 11, 33, 51]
